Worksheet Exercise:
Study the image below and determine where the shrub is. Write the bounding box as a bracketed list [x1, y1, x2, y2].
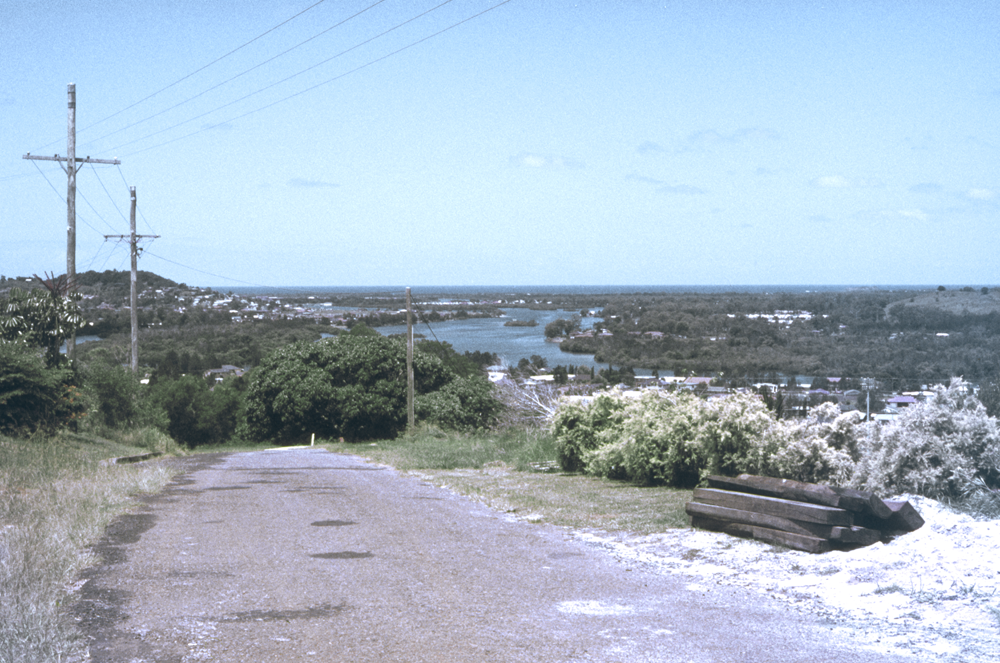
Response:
[83, 355, 164, 430]
[693, 391, 779, 480]
[415, 375, 503, 431]
[551, 392, 628, 472]
[851, 379, 1000, 499]
[581, 392, 702, 485]
[0, 341, 74, 434]
[149, 376, 242, 447]
[553, 390, 781, 485]
[768, 403, 861, 485]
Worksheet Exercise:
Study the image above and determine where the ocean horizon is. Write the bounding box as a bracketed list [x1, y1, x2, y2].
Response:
[219, 284, 952, 297]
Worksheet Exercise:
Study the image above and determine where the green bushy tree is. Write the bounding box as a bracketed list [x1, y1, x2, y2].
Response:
[0, 341, 76, 434]
[149, 376, 241, 447]
[415, 340, 482, 378]
[0, 281, 86, 368]
[84, 353, 164, 430]
[241, 335, 477, 442]
[415, 375, 503, 431]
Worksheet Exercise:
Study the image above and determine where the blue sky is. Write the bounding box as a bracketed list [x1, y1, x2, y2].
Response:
[2, 0, 998, 287]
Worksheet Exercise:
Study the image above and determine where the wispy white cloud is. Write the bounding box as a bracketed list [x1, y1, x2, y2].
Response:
[897, 208, 929, 221]
[288, 178, 338, 188]
[811, 175, 883, 189]
[910, 182, 943, 194]
[676, 127, 780, 154]
[659, 184, 706, 195]
[636, 141, 665, 155]
[625, 172, 705, 194]
[509, 152, 584, 169]
[638, 128, 779, 156]
[813, 175, 851, 188]
[967, 188, 995, 200]
[624, 173, 665, 186]
[809, 214, 833, 223]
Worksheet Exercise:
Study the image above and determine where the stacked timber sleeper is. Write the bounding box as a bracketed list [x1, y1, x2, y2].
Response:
[685, 474, 925, 554]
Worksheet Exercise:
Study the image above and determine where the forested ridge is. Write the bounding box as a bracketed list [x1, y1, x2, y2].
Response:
[559, 288, 1000, 384]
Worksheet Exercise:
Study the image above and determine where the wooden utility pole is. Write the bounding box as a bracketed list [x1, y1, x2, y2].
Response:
[23, 84, 120, 360]
[105, 187, 158, 373]
[406, 287, 415, 433]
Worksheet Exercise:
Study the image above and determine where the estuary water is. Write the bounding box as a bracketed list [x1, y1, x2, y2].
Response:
[377, 308, 612, 372]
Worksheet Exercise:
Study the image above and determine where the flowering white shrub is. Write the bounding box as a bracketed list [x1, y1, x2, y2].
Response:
[694, 391, 782, 480]
[851, 378, 1000, 499]
[550, 391, 629, 472]
[768, 403, 862, 486]
[554, 391, 781, 486]
[582, 391, 704, 485]
[551, 378, 1000, 503]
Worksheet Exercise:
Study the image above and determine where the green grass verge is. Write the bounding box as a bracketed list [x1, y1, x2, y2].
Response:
[317, 427, 693, 535]
[0, 430, 178, 663]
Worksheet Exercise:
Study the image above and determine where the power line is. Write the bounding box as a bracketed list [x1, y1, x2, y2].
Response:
[111, 0, 457, 154]
[29, 159, 64, 201]
[143, 250, 333, 296]
[29, 159, 108, 237]
[90, 163, 129, 225]
[119, 0, 512, 157]
[82, 0, 388, 149]
[32, 0, 332, 152]
[76, 186, 118, 233]
[115, 165, 157, 235]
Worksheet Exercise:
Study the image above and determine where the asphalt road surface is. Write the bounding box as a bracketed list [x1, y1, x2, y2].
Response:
[75, 448, 911, 662]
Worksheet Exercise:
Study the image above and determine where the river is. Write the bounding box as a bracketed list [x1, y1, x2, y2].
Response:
[376, 308, 615, 372]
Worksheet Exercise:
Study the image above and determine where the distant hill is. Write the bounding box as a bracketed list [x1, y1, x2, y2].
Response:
[886, 288, 1000, 316]
[76, 269, 179, 291]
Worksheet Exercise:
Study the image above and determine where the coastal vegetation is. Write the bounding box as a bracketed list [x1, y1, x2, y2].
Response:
[560, 288, 1000, 383]
[3, 273, 1000, 659]
[550, 379, 1000, 513]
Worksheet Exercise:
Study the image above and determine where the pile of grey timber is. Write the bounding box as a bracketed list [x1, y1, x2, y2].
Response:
[685, 474, 925, 554]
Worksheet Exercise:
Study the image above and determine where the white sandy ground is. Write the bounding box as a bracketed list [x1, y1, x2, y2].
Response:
[566, 496, 1000, 662]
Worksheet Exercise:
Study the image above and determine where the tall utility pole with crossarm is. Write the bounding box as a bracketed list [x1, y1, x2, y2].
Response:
[105, 187, 159, 373]
[23, 83, 120, 360]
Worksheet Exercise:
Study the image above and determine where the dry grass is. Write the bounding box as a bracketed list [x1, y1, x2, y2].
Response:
[320, 428, 692, 535]
[0, 430, 176, 663]
[419, 468, 692, 533]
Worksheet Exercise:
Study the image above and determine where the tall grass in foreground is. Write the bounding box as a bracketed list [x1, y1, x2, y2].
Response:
[0, 431, 175, 663]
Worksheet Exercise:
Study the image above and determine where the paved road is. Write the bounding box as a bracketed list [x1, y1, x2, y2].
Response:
[75, 448, 910, 662]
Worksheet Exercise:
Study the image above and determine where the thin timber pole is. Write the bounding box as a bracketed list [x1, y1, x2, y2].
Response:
[66, 84, 77, 359]
[22, 84, 121, 362]
[406, 287, 415, 433]
[104, 191, 157, 374]
[130, 187, 138, 373]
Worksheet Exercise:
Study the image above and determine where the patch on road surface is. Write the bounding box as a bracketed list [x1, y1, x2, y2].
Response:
[310, 519, 355, 527]
[224, 602, 348, 623]
[310, 551, 373, 559]
[557, 600, 636, 616]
